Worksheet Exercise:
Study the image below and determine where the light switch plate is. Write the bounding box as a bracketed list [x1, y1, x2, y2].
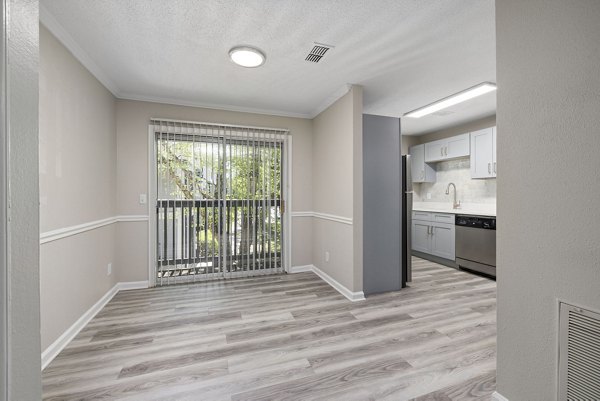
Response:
[426, 192, 432, 200]
[107, 263, 112, 276]
[325, 251, 330, 262]
[139, 194, 147, 204]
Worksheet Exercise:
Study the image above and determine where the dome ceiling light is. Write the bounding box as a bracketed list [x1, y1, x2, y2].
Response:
[229, 46, 266, 68]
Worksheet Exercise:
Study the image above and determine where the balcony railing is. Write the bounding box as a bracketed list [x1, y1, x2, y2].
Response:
[156, 198, 282, 278]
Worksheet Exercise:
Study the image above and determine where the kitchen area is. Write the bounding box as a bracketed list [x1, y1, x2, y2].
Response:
[405, 115, 497, 279]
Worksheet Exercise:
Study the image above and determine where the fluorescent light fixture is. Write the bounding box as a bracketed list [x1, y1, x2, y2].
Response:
[229, 46, 266, 68]
[403, 82, 497, 118]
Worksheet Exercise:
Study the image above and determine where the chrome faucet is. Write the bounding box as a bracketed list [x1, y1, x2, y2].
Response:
[445, 182, 461, 209]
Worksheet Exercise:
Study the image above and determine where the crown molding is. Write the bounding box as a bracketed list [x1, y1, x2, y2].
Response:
[309, 84, 353, 118]
[117, 93, 313, 120]
[39, 3, 120, 96]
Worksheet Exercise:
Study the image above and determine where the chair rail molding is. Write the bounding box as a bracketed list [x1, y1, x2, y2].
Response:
[291, 211, 353, 225]
[40, 215, 149, 244]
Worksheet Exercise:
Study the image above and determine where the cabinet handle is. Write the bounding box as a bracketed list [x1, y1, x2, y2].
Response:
[494, 162, 497, 174]
[444, 147, 448, 156]
[488, 163, 491, 174]
[440, 148, 443, 156]
[430, 226, 434, 236]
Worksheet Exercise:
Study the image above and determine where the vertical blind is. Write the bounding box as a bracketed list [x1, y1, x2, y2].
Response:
[151, 119, 288, 286]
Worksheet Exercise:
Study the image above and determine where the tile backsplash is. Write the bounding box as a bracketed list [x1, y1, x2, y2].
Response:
[414, 158, 496, 204]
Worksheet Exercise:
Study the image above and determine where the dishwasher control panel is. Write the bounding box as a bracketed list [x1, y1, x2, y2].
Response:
[455, 215, 496, 230]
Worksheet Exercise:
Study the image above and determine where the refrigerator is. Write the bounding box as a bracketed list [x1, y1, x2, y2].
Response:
[402, 155, 413, 286]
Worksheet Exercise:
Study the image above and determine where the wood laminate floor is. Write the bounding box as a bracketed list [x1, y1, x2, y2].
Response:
[42, 257, 497, 401]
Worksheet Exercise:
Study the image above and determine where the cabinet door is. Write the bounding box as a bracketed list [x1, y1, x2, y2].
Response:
[431, 223, 455, 260]
[411, 221, 431, 253]
[492, 127, 497, 177]
[425, 140, 446, 162]
[410, 144, 425, 182]
[446, 133, 470, 159]
[410, 144, 436, 183]
[470, 128, 494, 178]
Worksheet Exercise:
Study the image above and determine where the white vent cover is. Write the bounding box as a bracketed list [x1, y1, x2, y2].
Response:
[559, 302, 600, 400]
[305, 43, 332, 63]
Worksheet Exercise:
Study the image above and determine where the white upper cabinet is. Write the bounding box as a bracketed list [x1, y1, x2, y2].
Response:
[424, 133, 470, 162]
[410, 144, 436, 183]
[425, 140, 446, 162]
[446, 133, 471, 159]
[470, 127, 497, 178]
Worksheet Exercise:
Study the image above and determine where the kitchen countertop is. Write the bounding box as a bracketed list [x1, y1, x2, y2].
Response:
[413, 202, 496, 217]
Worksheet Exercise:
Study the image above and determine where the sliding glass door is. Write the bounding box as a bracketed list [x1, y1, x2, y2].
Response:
[152, 121, 287, 285]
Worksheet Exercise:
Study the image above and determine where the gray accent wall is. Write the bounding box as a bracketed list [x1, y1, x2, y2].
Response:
[2, 0, 42, 398]
[362, 114, 402, 295]
[496, 1, 600, 400]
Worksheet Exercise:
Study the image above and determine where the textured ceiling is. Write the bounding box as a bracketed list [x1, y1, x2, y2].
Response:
[40, 0, 496, 135]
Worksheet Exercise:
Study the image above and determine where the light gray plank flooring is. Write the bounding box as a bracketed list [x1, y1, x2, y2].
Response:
[42, 257, 496, 401]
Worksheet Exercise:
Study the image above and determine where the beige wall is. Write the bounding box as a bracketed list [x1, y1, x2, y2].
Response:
[311, 86, 363, 292]
[496, 1, 600, 400]
[400, 134, 419, 155]
[39, 26, 117, 231]
[115, 99, 314, 282]
[39, 25, 118, 350]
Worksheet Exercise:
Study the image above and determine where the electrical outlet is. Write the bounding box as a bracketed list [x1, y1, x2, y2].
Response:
[325, 251, 330, 263]
[107, 263, 112, 276]
[426, 192, 432, 200]
[139, 194, 147, 205]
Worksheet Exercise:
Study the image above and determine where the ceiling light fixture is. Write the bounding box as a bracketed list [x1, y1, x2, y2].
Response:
[229, 46, 266, 68]
[403, 82, 497, 118]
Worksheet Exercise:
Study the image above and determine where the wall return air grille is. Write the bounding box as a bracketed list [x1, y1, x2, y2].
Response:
[558, 302, 600, 400]
[305, 43, 332, 63]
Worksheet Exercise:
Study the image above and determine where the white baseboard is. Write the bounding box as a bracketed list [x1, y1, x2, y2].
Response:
[290, 264, 365, 302]
[492, 392, 509, 401]
[289, 264, 314, 273]
[117, 280, 150, 291]
[41, 280, 149, 370]
[312, 265, 365, 302]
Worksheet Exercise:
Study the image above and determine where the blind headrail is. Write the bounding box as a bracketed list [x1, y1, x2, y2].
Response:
[150, 118, 290, 133]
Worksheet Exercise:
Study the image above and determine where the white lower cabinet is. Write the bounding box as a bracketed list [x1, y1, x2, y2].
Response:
[431, 224, 455, 260]
[412, 221, 431, 253]
[411, 212, 455, 261]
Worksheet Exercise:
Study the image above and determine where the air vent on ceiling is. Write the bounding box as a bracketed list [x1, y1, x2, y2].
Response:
[558, 302, 600, 400]
[305, 43, 333, 63]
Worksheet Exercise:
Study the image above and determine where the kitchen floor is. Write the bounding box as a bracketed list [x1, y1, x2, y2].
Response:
[42, 257, 496, 401]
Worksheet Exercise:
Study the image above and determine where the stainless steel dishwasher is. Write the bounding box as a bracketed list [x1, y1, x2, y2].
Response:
[455, 215, 496, 278]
